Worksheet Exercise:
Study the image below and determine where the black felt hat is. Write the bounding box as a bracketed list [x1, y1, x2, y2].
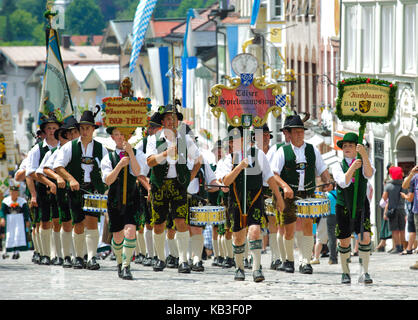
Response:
[39, 114, 62, 133]
[280, 115, 307, 131]
[149, 112, 162, 128]
[79, 106, 100, 129]
[157, 104, 184, 123]
[63, 116, 79, 130]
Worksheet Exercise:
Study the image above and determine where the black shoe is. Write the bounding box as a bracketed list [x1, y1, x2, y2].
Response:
[188, 258, 193, 267]
[153, 259, 166, 272]
[217, 256, 224, 267]
[270, 259, 281, 270]
[122, 266, 133, 280]
[73, 257, 84, 269]
[178, 262, 191, 273]
[151, 256, 158, 266]
[63, 256, 72, 268]
[284, 260, 295, 273]
[110, 252, 116, 261]
[117, 264, 123, 278]
[175, 257, 179, 268]
[234, 268, 245, 281]
[51, 257, 58, 264]
[166, 255, 177, 268]
[40, 256, 50, 265]
[253, 269, 265, 282]
[135, 254, 144, 265]
[244, 258, 249, 269]
[211, 256, 219, 266]
[247, 257, 253, 270]
[12, 252, 19, 259]
[192, 260, 204, 272]
[358, 273, 373, 284]
[53, 257, 64, 266]
[222, 257, 234, 269]
[32, 252, 37, 263]
[341, 273, 351, 284]
[142, 255, 153, 267]
[86, 257, 100, 270]
[299, 263, 313, 274]
[83, 255, 88, 269]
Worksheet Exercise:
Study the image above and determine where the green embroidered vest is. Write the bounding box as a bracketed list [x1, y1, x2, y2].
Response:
[65, 139, 105, 194]
[149, 132, 191, 189]
[336, 159, 368, 212]
[280, 143, 316, 195]
[107, 150, 139, 208]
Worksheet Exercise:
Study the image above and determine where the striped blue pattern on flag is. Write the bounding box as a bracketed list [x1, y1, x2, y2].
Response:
[129, 0, 157, 74]
[250, 0, 261, 28]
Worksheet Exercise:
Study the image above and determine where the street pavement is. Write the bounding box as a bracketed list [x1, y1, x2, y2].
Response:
[1, 248, 417, 301]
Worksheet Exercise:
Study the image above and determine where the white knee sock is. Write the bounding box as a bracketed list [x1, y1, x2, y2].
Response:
[40, 228, 51, 258]
[225, 238, 233, 258]
[176, 230, 190, 264]
[85, 229, 99, 261]
[60, 230, 72, 258]
[191, 234, 204, 264]
[277, 233, 286, 261]
[212, 237, 219, 257]
[303, 235, 314, 265]
[144, 228, 154, 257]
[122, 237, 137, 268]
[284, 238, 295, 261]
[269, 232, 279, 261]
[153, 232, 166, 261]
[167, 237, 178, 258]
[136, 231, 146, 256]
[53, 231, 62, 259]
[73, 231, 85, 258]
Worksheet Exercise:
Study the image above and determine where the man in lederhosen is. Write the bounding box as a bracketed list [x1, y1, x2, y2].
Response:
[40, 116, 80, 268]
[330, 132, 375, 284]
[146, 104, 201, 273]
[270, 115, 332, 275]
[101, 127, 143, 280]
[26, 115, 61, 265]
[54, 109, 108, 270]
[218, 126, 285, 282]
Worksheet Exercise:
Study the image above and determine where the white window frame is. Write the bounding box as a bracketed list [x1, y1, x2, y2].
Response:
[403, 3, 417, 74]
[380, 4, 395, 73]
[360, 5, 375, 74]
[271, 0, 285, 20]
[344, 5, 358, 72]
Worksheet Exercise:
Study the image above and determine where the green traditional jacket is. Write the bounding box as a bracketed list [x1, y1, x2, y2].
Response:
[149, 131, 191, 190]
[280, 143, 316, 195]
[65, 139, 106, 194]
[336, 159, 368, 212]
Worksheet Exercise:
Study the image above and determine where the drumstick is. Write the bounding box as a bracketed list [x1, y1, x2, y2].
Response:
[205, 184, 230, 189]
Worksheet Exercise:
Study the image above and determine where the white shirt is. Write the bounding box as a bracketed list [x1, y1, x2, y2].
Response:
[16, 153, 30, 174]
[101, 148, 146, 183]
[53, 138, 108, 183]
[270, 142, 328, 191]
[215, 147, 274, 186]
[145, 130, 200, 179]
[187, 158, 217, 195]
[135, 140, 150, 177]
[330, 157, 375, 189]
[26, 139, 58, 176]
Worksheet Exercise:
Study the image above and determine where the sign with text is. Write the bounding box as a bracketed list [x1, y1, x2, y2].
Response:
[336, 77, 397, 124]
[208, 76, 283, 127]
[102, 97, 151, 128]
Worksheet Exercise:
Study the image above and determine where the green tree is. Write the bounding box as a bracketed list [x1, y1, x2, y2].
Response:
[9, 9, 38, 41]
[65, 0, 106, 35]
[16, 0, 47, 24]
[0, 0, 17, 41]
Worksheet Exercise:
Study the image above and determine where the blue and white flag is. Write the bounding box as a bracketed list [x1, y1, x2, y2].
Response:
[250, 0, 261, 29]
[38, 28, 73, 125]
[148, 46, 170, 106]
[182, 9, 198, 109]
[129, 0, 157, 74]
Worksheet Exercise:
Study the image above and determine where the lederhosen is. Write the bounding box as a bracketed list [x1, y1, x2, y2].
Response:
[1, 198, 30, 252]
[279, 143, 316, 225]
[66, 139, 106, 224]
[107, 150, 140, 233]
[35, 142, 59, 223]
[335, 159, 371, 239]
[228, 148, 264, 233]
[50, 146, 72, 224]
[149, 132, 191, 226]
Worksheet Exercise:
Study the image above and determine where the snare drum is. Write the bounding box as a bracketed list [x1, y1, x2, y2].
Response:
[264, 198, 276, 216]
[189, 206, 226, 226]
[295, 197, 330, 218]
[83, 194, 108, 213]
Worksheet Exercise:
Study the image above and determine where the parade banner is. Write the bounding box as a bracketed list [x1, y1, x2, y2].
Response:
[336, 77, 397, 124]
[336, 77, 398, 222]
[102, 96, 151, 128]
[208, 76, 283, 127]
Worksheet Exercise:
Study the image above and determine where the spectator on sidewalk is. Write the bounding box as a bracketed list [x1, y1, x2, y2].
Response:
[382, 166, 407, 254]
[401, 165, 418, 270]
